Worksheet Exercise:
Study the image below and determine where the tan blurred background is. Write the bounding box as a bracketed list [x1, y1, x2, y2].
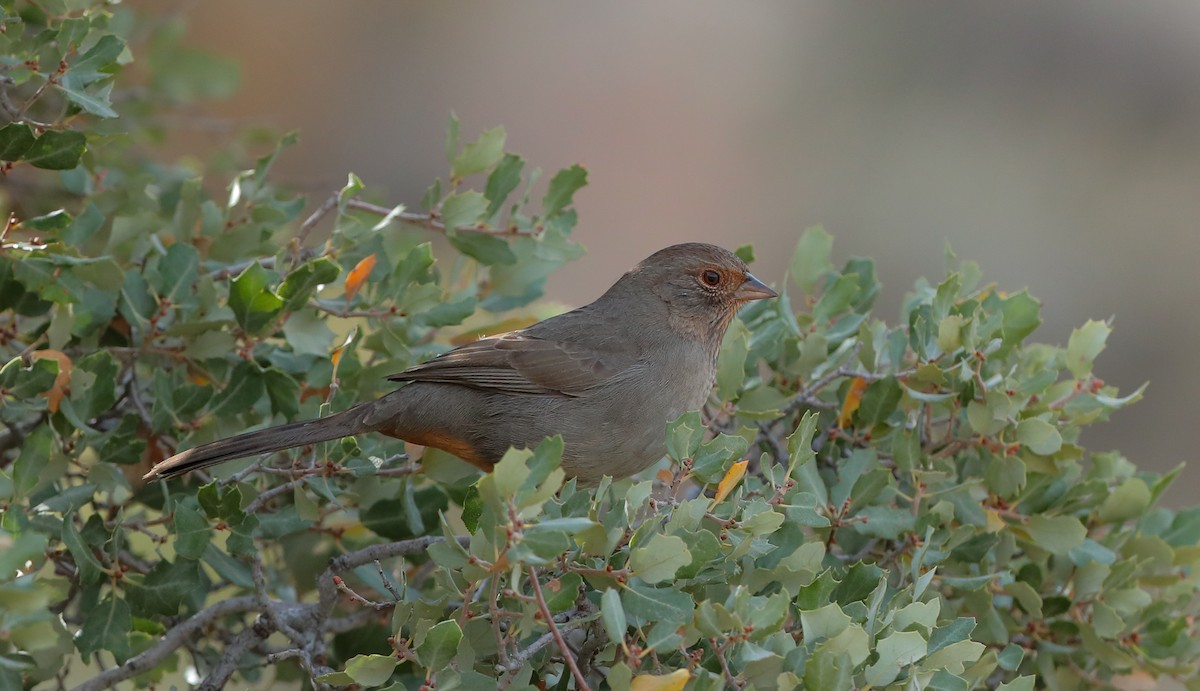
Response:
[161, 2, 1199, 505]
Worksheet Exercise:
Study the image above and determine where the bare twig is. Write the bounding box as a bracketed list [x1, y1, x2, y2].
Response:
[290, 192, 340, 268]
[528, 567, 590, 691]
[71, 596, 259, 691]
[375, 560, 403, 601]
[197, 615, 276, 691]
[244, 479, 299, 514]
[316, 536, 466, 621]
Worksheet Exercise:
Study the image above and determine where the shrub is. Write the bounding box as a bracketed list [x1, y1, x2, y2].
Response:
[1, 5, 1197, 690]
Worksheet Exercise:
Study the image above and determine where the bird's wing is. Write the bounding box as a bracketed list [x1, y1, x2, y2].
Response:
[387, 331, 638, 397]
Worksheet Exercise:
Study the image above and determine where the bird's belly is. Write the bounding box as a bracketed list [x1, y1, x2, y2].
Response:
[480, 367, 712, 484]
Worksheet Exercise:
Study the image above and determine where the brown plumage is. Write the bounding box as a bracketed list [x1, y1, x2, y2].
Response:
[143, 243, 776, 485]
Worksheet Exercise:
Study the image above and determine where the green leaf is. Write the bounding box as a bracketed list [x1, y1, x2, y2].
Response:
[451, 126, 505, 178]
[996, 676, 1035, 691]
[1005, 581, 1043, 618]
[484, 153, 525, 218]
[263, 368, 300, 419]
[601, 588, 627, 644]
[790, 226, 833, 294]
[1097, 478, 1150, 524]
[1000, 291, 1041, 345]
[856, 376, 902, 425]
[55, 80, 118, 118]
[281, 309, 335, 356]
[126, 559, 203, 617]
[1024, 515, 1087, 555]
[665, 411, 704, 461]
[75, 596, 131, 662]
[228, 262, 283, 333]
[542, 164, 588, 218]
[864, 630, 927, 686]
[0, 122, 35, 161]
[68, 35, 126, 84]
[629, 533, 691, 584]
[149, 242, 198, 301]
[171, 503, 212, 560]
[812, 273, 859, 324]
[62, 517, 104, 585]
[621, 582, 694, 629]
[67, 350, 118, 420]
[23, 129, 87, 170]
[417, 620, 462, 671]
[1066, 319, 1111, 378]
[5, 356, 59, 398]
[997, 643, 1024, 671]
[691, 433, 749, 483]
[928, 618, 977, 654]
[891, 428, 921, 472]
[1015, 418, 1062, 455]
[362, 489, 448, 540]
[804, 648, 851, 691]
[800, 603, 851, 640]
[318, 653, 398, 686]
[440, 191, 488, 231]
[853, 506, 915, 539]
[278, 257, 340, 311]
[208, 361, 265, 417]
[448, 231, 517, 266]
[716, 317, 750, 400]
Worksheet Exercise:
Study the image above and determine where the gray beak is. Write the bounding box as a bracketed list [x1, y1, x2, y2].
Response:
[734, 272, 778, 301]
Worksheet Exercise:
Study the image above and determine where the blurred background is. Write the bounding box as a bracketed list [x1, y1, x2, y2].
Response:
[155, 2, 1199, 504]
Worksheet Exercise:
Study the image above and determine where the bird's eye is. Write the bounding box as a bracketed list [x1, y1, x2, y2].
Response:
[701, 270, 721, 287]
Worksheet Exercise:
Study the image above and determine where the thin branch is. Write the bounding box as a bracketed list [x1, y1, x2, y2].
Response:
[290, 192, 340, 269]
[316, 536, 466, 621]
[208, 255, 278, 281]
[197, 615, 276, 691]
[528, 566, 590, 691]
[244, 478, 299, 514]
[343, 198, 529, 236]
[71, 595, 259, 691]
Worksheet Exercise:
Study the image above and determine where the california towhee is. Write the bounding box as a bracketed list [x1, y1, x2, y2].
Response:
[144, 243, 776, 484]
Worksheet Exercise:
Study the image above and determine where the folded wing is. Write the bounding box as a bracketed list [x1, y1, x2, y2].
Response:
[388, 331, 637, 397]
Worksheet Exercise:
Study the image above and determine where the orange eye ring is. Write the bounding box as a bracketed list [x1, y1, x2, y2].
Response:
[701, 269, 721, 287]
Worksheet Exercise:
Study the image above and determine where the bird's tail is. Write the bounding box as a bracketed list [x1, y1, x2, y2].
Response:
[143, 406, 369, 481]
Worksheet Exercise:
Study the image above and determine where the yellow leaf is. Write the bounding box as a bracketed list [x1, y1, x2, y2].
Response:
[344, 253, 377, 302]
[713, 460, 749, 504]
[984, 509, 1006, 533]
[837, 376, 868, 428]
[630, 669, 690, 691]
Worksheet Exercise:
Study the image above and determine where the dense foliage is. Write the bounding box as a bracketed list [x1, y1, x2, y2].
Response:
[2, 4, 1198, 690]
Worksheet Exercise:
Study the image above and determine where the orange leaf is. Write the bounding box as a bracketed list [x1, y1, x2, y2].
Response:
[837, 376, 868, 428]
[331, 330, 357, 368]
[344, 253, 377, 302]
[713, 460, 749, 504]
[32, 350, 72, 413]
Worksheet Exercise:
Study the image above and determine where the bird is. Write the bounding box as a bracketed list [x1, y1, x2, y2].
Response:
[143, 242, 777, 485]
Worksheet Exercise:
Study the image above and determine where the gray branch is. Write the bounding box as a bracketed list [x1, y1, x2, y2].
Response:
[71, 595, 259, 691]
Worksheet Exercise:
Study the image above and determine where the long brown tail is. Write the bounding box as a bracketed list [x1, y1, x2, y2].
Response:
[143, 406, 370, 480]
